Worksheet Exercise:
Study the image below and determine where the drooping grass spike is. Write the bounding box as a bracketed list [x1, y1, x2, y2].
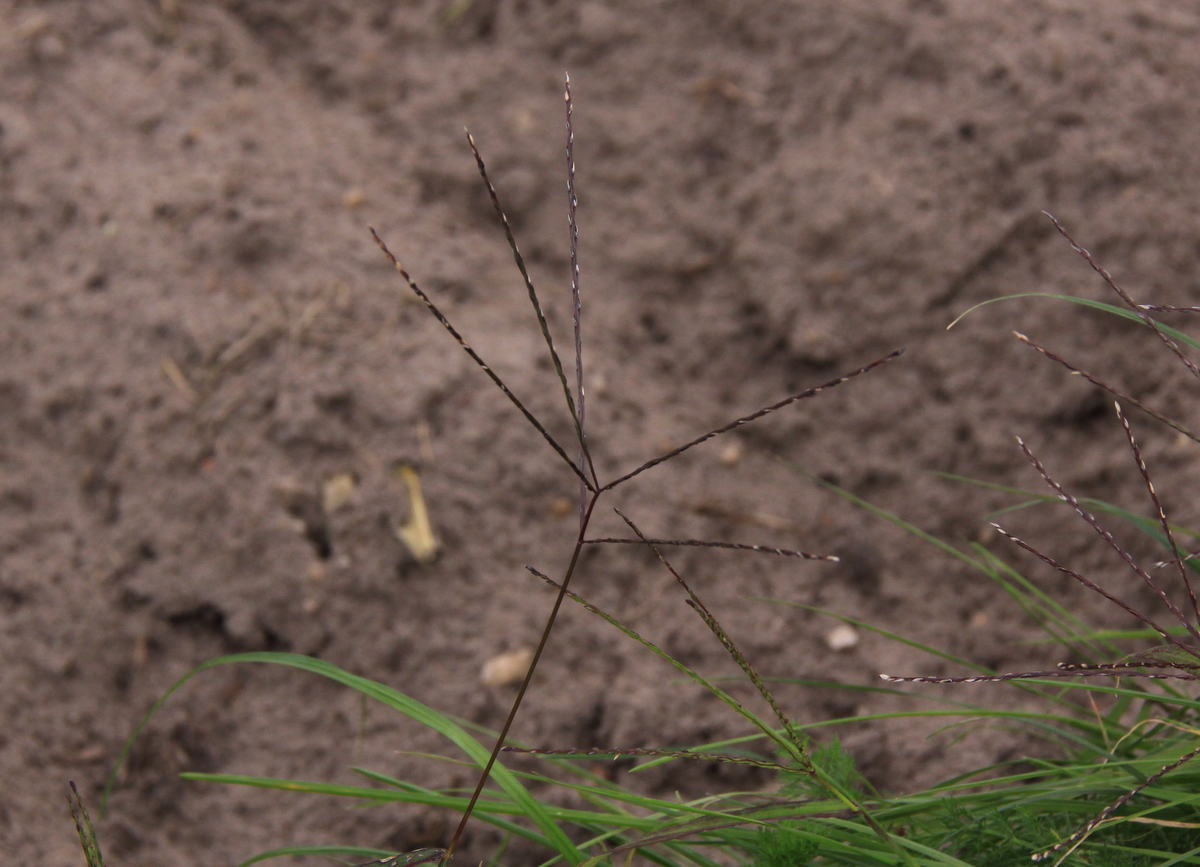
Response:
[1044, 212, 1200, 380]
[524, 563, 801, 760]
[1012, 331, 1200, 443]
[68, 782, 106, 867]
[1113, 401, 1200, 624]
[992, 523, 1200, 659]
[1016, 435, 1200, 652]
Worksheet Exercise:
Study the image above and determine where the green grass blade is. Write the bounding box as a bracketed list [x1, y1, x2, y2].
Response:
[236, 845, 393, 866]
[793, 468, 986, 571]
[108, 651, 585, 864]
[948, 293, 1200, 352]
[185, 772, 563, 849]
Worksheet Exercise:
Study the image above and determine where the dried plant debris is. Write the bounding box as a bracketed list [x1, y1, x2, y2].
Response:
[394, 463, 439, 564]
[321, 471, 357, 514]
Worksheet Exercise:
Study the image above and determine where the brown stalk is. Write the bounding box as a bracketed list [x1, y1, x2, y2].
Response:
[444, 81, 603, 860]
[444, 490, 601, 862]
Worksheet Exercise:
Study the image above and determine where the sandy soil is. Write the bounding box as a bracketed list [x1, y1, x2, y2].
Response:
[5, 2, 1200, 864]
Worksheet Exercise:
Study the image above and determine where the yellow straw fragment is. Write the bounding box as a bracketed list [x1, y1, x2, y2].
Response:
[395, 463, 439, 563]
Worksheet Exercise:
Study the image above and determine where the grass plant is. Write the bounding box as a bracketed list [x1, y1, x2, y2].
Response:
[77, 84, 1200, 866]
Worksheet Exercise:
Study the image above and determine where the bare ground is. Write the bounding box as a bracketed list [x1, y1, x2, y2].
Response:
[5, 2, 1200, 864]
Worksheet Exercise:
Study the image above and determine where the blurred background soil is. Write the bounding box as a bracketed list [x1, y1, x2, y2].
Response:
[5, 1, 1200, 864]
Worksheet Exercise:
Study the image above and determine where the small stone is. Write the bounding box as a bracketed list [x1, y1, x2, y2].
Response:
[825, 624, 859, 652]
[719, 442, 742, 466]
[550, 497, 573, 519]
[481, 648, 534, 687]
[343, 187, 366, 209]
